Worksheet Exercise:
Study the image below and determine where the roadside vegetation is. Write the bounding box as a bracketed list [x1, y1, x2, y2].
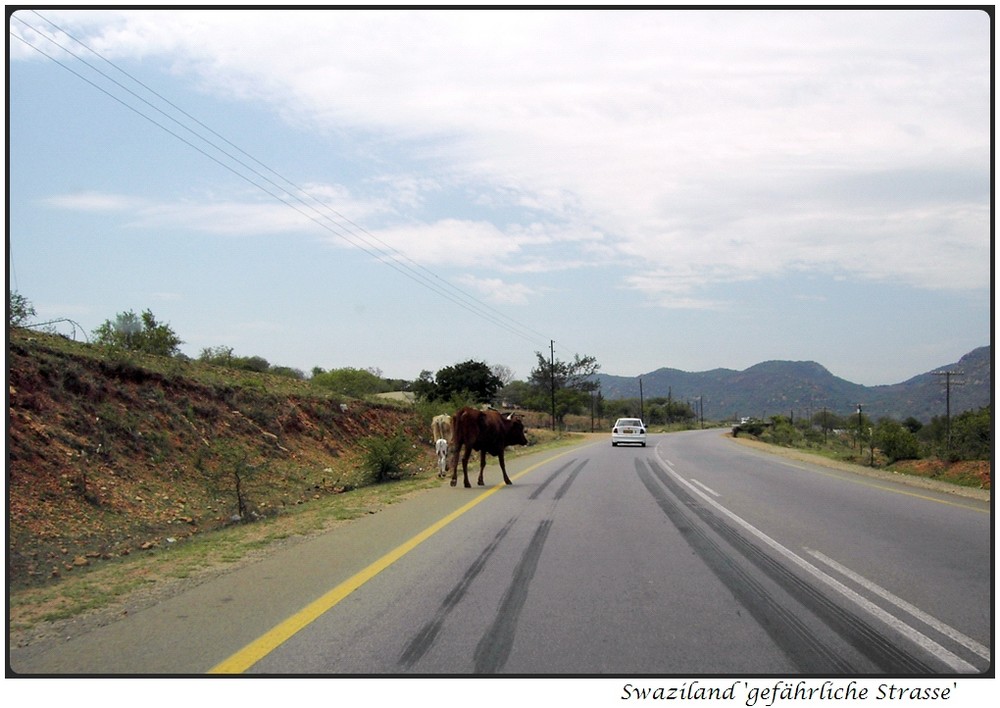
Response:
[733, 409, 991, 489]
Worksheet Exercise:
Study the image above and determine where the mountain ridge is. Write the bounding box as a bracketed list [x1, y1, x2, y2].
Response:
[595, 346, 991, 422]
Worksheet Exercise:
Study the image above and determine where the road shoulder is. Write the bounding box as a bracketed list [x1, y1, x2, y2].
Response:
[726, 432, 990, 503]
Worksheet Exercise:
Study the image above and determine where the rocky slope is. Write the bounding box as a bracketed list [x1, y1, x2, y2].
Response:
[6, 328, 433, 589]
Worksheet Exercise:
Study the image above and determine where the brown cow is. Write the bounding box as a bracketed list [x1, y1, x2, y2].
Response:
[449, 407, 528, 488]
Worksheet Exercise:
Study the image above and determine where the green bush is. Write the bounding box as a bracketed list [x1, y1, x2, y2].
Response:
[312, 367, 391, 397]
[360, 432, 418, 483]
[92, 309, 182, 356]
[761, 417, 802, 447]
[950, 407, 992, 461]
[874, 418, 920, 463]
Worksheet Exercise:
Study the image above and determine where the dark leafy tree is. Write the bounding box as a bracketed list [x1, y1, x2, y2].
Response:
[411, 370, 437, 400]
[427, 360, 503, 404]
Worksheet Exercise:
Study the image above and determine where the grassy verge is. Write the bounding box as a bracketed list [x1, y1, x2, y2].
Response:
[9, 431, 583, 637]
[729, 434, 990, 500]
[8, 473, 441, 635]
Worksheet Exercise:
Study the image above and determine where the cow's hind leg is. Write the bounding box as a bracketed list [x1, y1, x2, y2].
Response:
[449, 444, 461, 487]
[497, 451, 513, 485]
[477, 451, 487, 486]
[461, 446, 473, 488]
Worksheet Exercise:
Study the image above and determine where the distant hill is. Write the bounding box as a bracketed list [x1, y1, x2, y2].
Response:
[595, 346, 991, 423]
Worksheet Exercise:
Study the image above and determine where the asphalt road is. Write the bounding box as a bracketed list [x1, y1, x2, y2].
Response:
[9, 429, 991, 676]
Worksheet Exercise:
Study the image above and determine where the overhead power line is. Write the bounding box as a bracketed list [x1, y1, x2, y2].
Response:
[10, 11, 552, 348]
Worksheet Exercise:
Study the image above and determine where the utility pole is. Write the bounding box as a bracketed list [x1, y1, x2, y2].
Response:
[639, 378, 644, 421]
[550, 340, 556, 432]
[932, 370, 965, 452]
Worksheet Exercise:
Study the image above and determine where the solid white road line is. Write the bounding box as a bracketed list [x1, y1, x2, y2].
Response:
[805, 548, 990, 663]
[652, 443, 979, 673]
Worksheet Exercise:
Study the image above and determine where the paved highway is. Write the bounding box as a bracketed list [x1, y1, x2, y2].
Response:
[10, 429, 991, 676]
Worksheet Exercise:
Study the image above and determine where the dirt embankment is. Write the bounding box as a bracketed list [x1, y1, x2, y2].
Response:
[6, 329, 434, 590]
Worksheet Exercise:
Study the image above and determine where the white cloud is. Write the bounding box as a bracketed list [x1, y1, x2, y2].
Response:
[455, 276, 539, 306]
[43, 191, 140, 212]
[362, 218, 524, 268]
[18, 8, 990, 306]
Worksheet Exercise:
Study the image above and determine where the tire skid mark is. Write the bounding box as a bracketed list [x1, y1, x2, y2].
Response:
[473, 520, 553, 674]
[636, 459, 853, 674]
[643, 459, 936, 673]
[398, 517, 517, 669]
[528, 459, 576, 500]
[553, 460, 587, 500]
[401, 459, 583, 672]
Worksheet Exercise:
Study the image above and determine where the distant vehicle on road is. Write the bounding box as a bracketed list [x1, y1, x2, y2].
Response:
[612, 418, 646, 447]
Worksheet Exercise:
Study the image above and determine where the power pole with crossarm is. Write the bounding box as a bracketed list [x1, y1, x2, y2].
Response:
[932, 370, 965, 452]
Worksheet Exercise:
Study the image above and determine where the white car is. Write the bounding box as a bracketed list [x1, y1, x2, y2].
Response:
[612, 418, 646, 447]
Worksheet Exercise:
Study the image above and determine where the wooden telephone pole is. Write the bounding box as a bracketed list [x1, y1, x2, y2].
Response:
[932, 370, 965, 452]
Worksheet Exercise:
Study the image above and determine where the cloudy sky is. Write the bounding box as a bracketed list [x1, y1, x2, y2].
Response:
[7, 7, 991, 387]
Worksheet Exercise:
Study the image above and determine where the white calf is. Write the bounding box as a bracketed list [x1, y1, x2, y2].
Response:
[435, 439, 449, 478]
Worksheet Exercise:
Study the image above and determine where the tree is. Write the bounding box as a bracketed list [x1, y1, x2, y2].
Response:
[92, 309, 182, 356]
[497, 380, 533, 408]
[8, 291, 36, 327]
[426, 360, 503, 404]
[528, 351, 601, 427]
[411, 370, 437, 400]
[491, 363, 515, 387]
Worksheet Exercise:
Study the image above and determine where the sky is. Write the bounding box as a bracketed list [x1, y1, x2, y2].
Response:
[6, 7, 993, 387]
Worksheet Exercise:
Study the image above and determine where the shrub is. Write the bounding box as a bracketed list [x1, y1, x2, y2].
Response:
[92, 309, 182, 356]
[874, 418, 920, 463]
[360, 432, 418, 483]
[313, 367, 391, 397]
[761, 417, 802, 447]
[950, 407, 992, 461]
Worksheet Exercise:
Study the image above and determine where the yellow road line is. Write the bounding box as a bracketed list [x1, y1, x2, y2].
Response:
[208, 446, 581, 674]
